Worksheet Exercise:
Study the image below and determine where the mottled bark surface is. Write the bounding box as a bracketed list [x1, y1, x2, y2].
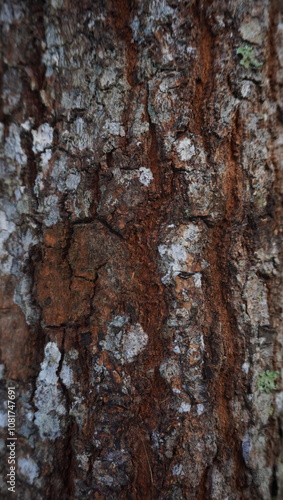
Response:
[0, 0, 283, 498]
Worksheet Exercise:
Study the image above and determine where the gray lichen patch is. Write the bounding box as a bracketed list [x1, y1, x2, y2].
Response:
[176, 137, 196, 162]
[32, 123, 53, 154]
[18, 456, 39, 485]
[0, 2, 25, 28]
[34, 147, 81, 199]
[100, 315, 148, 364]
[59, 361, 74, 389]
[158, 224, 205, 285]
[240, 18, 263, 45]
[4, 123, 27, 171]
[178, 401, 191, 413]
[66, 171, 81, 191]
[138, 167, 154, 186]
[13, 273, 40, 325]
[37, 195, 61, 227]
[0, 210, 16, 275]
[158, 242, 187, 284]
[34, 342, 66, 440]
[122, 324, 148, 363]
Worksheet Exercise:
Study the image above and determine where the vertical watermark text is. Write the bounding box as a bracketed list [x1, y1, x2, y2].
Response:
[6, 387, 16, 493]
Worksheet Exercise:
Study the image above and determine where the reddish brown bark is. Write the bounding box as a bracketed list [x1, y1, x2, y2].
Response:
[0, 0, 282, 499]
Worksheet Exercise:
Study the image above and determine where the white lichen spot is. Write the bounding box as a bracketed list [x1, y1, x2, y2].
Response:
[242, 362, 250, 374]
[4, 124, 27, 167]
[104, 120, 125, 137]
[240, 19, 263, 45]
[123, 324, 148, 363]
[77, 453, 90, 471]
[34, 342, 66, 440]
[172, 464, 184, 476]
[37, 342, 61, 384]
[14, 186, 24, 201]
[172, 387, 181, 394]
[66, 172, 81, 191]
[21, 119, 33, 132]
[41, 23, 65, 75]
[13, 274, 39, 325]
[40, 149, 52, 172]
[100, 68, 117, 89]
[197, 403, 204, 415]
[138, 167, 154, 187]
[176, 137, 195, 162]
[158, 223, 202, 284]
[0, 364, 4, 380]
[0, 211, 15, 275]
[32, 123, 53, 153]
[18, 457, 39, 485]
[26, 410, 34, 422]
[178, 402, 191, 413]
[158, 243, 187, 285]
[38, 194, 60, 227]
[193, 272, 202, 288]
[60, 362, 73, 388]
[132, 108, 150, 136]
[22, 229, 38, 256]
[61, 91, 84, 110]
[101, 317, 148, 364]
[172, 344, 181, 354]
[240, 81, 255, 99]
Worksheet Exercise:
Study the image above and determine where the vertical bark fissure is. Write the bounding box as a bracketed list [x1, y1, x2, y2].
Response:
[110, 0, 138, 88]
[97, 3, 174, 496]
[191, 1, 214, 156]
[205, 108, 248, 492]
[57, 328, 75, 499]
[125, 93, 172, 499]
[197, 4, 249, 486]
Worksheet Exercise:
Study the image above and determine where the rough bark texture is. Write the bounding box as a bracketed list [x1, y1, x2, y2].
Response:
[0, 0, 283, 499]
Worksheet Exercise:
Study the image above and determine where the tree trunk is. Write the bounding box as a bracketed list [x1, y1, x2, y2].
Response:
[0, 0, 283, 498]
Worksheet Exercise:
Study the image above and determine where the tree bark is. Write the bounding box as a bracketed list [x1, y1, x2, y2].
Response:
[0, 0, 283, 498]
